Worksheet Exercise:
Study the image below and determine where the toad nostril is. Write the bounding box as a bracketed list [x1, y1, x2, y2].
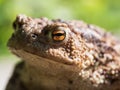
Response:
[31, 33, 38, 39]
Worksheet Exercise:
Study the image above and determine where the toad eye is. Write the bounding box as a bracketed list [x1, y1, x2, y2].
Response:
[43, 25, 69, 43]
[52, 30, 66, 42]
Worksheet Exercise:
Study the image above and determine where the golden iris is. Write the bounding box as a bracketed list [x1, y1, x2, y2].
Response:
[52, 30, 66, 42]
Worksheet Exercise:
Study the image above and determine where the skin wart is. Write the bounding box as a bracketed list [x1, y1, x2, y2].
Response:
[6, 14, 120, 90]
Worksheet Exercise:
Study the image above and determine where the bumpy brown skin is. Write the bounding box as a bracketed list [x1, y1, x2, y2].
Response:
[6, 14, 120, 90]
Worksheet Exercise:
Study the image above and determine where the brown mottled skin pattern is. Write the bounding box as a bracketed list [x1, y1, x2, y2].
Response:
[6, 14, 120, 90]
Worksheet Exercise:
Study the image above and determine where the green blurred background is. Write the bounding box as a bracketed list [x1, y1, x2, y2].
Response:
[0, 0, 120, 57]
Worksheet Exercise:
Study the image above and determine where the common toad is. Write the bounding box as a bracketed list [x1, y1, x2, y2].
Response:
[6, 14, 120, 90]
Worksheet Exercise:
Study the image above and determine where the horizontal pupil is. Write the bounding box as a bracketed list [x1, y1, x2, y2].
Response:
[53, 33, 64, 36]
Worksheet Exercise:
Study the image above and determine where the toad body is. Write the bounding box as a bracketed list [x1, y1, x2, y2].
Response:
[6, 15, 120, 90]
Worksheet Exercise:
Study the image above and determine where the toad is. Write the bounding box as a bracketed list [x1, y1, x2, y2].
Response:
[6, 14, 120, 90]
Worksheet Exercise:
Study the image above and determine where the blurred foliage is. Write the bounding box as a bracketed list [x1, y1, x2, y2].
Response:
[0, 0, 120, 55]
